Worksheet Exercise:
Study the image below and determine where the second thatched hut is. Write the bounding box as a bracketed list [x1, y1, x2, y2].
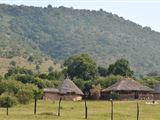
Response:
[101, 77, 153, 100]
[43, 78, 84, 101]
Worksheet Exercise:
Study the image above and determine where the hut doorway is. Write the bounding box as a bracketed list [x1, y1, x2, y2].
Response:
[134, 92, 139, 99]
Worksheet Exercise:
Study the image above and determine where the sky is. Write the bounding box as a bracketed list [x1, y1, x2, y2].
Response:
[0, 0, 160, 32]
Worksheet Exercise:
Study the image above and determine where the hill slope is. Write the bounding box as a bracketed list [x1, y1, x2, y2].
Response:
[0, 4, 160, 74]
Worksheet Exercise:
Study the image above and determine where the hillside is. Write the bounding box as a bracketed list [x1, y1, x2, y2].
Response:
[0, 4, 160, 75]
[0, 56, 61, 75]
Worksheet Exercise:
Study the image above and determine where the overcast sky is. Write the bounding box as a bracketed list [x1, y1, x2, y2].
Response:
[0, 0, 160, 32]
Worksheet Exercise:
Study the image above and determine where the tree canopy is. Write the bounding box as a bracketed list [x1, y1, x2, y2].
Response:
[64, 54, 98, 80]
[108, 58, 133, 76]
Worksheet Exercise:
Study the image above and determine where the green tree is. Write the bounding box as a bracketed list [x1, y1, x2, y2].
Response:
[64, 54, 98, 80]
[108, 58, 133, 76]
[95, 75, 122, 88]
[98, 66, 108, 77]
[0, 93, 17, 115]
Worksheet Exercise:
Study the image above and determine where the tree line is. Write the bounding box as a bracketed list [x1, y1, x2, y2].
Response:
[0, 53, 160, 113]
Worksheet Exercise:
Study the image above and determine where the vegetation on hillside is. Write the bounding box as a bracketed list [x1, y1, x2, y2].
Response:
[0, 4, 160, 75]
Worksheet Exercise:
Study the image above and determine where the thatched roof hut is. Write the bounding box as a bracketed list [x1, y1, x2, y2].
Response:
[58, 78, 84, 95]
[43, 78, 83, 101]
[102, 77, 153, 100]
[102, 77, 153, 92]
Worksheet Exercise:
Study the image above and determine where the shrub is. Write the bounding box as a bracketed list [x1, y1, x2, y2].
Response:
[90, 84, 101, 100]
[16, 89, 34, 104]
[95, 75, 122, 89]
[0, 80, 22, 95]
[0, 93, 17, 108]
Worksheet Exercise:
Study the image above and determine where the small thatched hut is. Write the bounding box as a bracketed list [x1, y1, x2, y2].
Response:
[101, 77, 153, 100]
[43, 78, 84, 101]
[43, 88, 60, 100]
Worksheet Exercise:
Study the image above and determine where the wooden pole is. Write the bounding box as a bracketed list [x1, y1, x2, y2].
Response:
[6, 107, 8, 116]
[137, 102, 139, 120]
[34, 96, 37, 115]
[111, 100, 113, 120]
[58, 98, 62, 116]
[84, 99, 88, 119]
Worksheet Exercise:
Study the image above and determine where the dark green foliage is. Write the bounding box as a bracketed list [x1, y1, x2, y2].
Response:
[64, 54, 98, 80]
[98, 66, 108, 77]
[95, 75, 122, 89]
[38, 71, 63, 81]
[15, 74, 54, 89]
[15, 74, 35, 84]
[48, 66, 53, 73]
[108, 58, 133, 76]
[5, 67, 33, 78]
[147, 71, 159, 77]
[38, 73, 48, 79]
[34, 89, 43, 99]
[48, 71, 63, 80]
[140, 76, 160, 88]
[0, 79, 39, 104]
[36, 64, 40, 73]
[0, 93, 17, 108]
[0, 80, 26, 95]
[27, 56, 34, 63]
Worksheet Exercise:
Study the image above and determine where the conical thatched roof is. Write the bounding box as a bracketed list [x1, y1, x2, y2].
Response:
[102, 77, 153, 92]
[58, 78, 84, 95]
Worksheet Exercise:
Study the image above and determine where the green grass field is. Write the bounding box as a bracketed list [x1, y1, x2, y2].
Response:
[0, 100, 160, 120]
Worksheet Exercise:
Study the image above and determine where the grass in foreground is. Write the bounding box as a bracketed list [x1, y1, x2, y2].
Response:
[0, 100, 160, 120]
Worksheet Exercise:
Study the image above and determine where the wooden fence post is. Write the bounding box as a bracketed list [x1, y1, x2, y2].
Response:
[58, 97, 62, 116]
[6, 107, 8, 115]
[84, 99, 88, 119]
[111, 99, 113, 120]
[34, 96, 37, 115]
[137, 102, 139, 120]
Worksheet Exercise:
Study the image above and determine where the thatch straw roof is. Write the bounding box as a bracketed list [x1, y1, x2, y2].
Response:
[58, 78, 84, 95]
[44, 78, 84, 95]
[102, 77, 153, 92]
[44, 88, 59, 93]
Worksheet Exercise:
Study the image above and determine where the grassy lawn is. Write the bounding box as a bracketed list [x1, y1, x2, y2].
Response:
[0, 100, 160, 120]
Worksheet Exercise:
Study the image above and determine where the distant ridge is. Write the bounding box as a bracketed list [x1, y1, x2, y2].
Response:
[0, 4, 160, 75]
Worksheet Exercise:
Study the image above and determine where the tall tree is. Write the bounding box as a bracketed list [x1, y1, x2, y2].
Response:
[64, 54, 97, 80]
[108, 58, 133, 76]
[98, 66, 108, 77]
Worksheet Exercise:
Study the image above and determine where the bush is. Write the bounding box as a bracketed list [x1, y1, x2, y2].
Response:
[16, 89, 34, 104]
[15, 74, 55, 89]
[5, 67, 33, 78]
[0, 93, 17, 108]
[95, 75, 122, 89]
[90, 84, 101, 100]
[0, 80, 22, 95]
